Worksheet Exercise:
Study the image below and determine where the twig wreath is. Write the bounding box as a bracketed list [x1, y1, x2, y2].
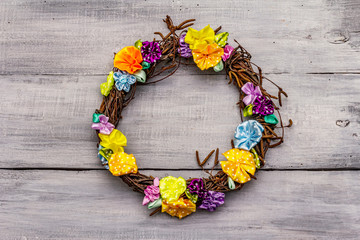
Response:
[92, 16, 292, 219]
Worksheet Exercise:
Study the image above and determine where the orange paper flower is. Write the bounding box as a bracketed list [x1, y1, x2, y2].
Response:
[114, 46, 143, 74]
[220, 148, 256, 184]
[162, 198, 196, 219]
[108, 152, 138, 176]
[192, 43, 224, 70]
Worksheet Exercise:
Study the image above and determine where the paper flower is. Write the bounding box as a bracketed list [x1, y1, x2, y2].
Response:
[187, 178, 207, 199]
[108, 152, 138, 176]
[162, 198, 196, 219]
[184, 25, 215, 50]
[241, 82, 262, 106]
[142, 177, 160, 205]
[141, 41, 162, 63]
[178, 34, 192, 58]
[159, 176, 187, 202]
[222, 45, 234, 61]
[253, 95, 275, 116]
[98, 129, 127, 153]
[100, 71, 115, 97]
[192, 43, 224, 70]
[91, 114, 115, 135]
[113, 71, 136, 93]
[234, 120, 264, 151]
[220, 148, 256, 184]
[199, 191, 225, 211]
[114, 46, 143, 74]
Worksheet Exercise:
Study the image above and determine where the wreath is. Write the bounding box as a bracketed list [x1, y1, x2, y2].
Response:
[92, 16, 292, 219]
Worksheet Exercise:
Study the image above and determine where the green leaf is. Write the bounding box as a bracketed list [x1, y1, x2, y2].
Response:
[264, 114, 279, 125]
[214, 32, 229, 48]
[228, 177, 235, 190]
[243, 104, 253, 117]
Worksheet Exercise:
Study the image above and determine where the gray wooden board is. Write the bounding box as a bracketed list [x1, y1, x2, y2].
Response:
[0, 73, 359, 169]
[0, 170, 359, 239]
[1, 0, 360, 239]
[0, 0, 360, 75]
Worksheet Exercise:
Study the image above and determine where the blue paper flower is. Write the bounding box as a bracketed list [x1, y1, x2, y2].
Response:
[114, 71, 136, 93]
[234, 120, 264, 151]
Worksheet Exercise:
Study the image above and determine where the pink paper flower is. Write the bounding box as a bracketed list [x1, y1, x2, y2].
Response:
[222, 45, 234, 61]
[91, 115, 115, 135]
[241, 82, 262, 105]
[142, 177, 160, 205]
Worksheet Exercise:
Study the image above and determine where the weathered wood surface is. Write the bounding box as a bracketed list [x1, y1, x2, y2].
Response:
[1, 0, 360, 239]
[1, 170, 359, 239]
[1, 73, 359, 169]
[0, 0, 360, 75]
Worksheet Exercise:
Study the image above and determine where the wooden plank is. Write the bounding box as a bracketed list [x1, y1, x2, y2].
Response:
[0, 73, 359, 169]
[0, 169, 359, 239]
[0, 0, 360, 75]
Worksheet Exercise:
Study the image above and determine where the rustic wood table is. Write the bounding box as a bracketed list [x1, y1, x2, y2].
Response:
[1, 1, 359, 239]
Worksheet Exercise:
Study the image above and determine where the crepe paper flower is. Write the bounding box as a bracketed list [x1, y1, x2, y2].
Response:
[134, 39, 142, 50]
[199, 191, 225, 212]
[91, 114, 115, 135]
[178, 34, 192, 58]
[162, 198, 196, 219]
[241, 82, 262, 106]
[253, 95, 275, 116]
[142, 177, 160, 205]
[159, 176, 187, 202]
[243, 104, 253, 117]
[222, 45, 234, 61]
[185, 25, 215, 50]
[187, 178, 207, 199]
[213, 60, 224, 72]
[108, 152, 138, 176]
[264, 114, 279, 125]
[214, 32, 229, 48]
[192, 43, 224, 70]
[234, 120, 264, 151]
[114, 46, 143, 74]
[113, 71, 136, 93]
[220, 148, 256, 184]
[141, 41, 162, 64]
[100, 71, 114, 97]
[98, 129, 127, 153]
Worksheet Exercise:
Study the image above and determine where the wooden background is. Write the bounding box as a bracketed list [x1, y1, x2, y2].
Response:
[1, 0, 359, 239]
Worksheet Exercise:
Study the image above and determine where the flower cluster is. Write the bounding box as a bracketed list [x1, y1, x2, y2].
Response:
[181, 25, 234, 71]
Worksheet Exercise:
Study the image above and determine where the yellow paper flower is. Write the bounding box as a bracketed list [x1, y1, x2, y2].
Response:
[159, 176, 187, 202]
[98, 129, 127, 153]
[108, 152, 138, 176]
[220, 148, 256, 184]
[184, 25, 215, 50]
[162, 198, 196, 219]
[192, 43, 224, 70]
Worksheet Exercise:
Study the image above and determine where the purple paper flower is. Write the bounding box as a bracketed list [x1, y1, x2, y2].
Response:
[91, 115, 115, 135]
[199, 191, 225, 212]
[253, 95, 274, 116]
[187, 178, 207, 199]
[241, 82, 262, 106]
[142, 177, 160, 205]
[141, 41, 162, 63]
[178, 34, 192, 58]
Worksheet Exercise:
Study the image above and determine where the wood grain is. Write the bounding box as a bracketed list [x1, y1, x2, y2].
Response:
[1, 169, 359, 239]
[0, 0, 359, 75]
[0, 73, 359, 169]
